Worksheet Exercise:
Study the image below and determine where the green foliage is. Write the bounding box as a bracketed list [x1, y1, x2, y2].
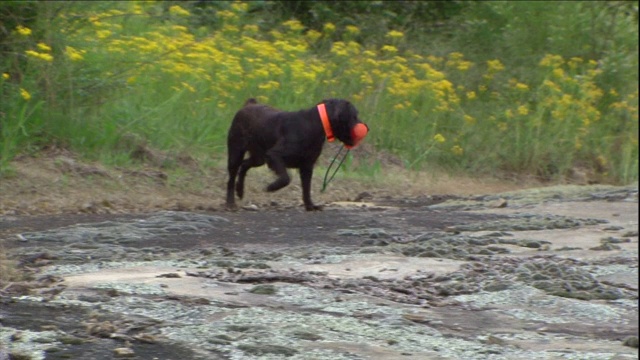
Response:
[449, 2, 639, 89]
[0, 1, 637, 184]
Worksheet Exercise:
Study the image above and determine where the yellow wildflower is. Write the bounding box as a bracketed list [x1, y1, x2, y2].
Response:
[20, 88, 31, 101]
[266, 63, 284, 76]
[451, 145, 464, 156]
[181, 82, 196, 93]
[552, 68, 564, 78]
[170, 25, 188, 33]
[25, 50, 54, 62]
[466, 91, 476, 100]
[568, 57, 583, 69]
[363, 50, 376, 58]
[515, 82, 529, 91]
[456, 61, 472, 72]
[609, 101, 629, 111]
[283, 19, 305, 32]
[386, 30, 404, 38]
[517, 105, 529, 116]
[542, 80, 560, 93]
[16, 25, 31, 36]
[330, 41, 348, 56]
[37, 43, 52, 52]
[96, 29, 112, 39]
[305, 29, 322, 42]
[381, 45, 398, 54]
[323, 22, 336, 34]
[244, 24, 259, 33]
[433, 79, 454, 93]
[449, 52, 464, 60]
[505, 109, 513, 118]
[559, 94, 573, 106]
[345, 25, 360, 36]
[231, 2, 249, 12]
[269, 29, 282, 39]
[65, 46, 84, 61]
[223, 24, 240, 33]
[487, 59, 505, 72]
[539, 54, 564, 67]
[2, 73, 8, 80]
[169, 5, 190, 17]
[586, 68, 602, 77]
[89, 17, 104, 27]
[258, 80, 280, 90]
[217, 10, 236, 19]
[433, 133, 446, 143]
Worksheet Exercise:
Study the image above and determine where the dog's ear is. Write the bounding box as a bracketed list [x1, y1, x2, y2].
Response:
[326, 99, 354, 124]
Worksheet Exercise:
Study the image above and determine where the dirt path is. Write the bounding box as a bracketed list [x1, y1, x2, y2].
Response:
[0, 184, 638, 359]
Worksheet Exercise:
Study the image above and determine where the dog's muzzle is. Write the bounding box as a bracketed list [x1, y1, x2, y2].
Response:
[345, 123, 369, 149]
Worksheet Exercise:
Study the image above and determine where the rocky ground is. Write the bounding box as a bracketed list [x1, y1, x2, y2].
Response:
[0, 153, 638, 359]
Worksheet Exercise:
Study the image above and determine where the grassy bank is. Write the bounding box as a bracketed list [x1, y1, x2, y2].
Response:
[1, 1, 638, 183]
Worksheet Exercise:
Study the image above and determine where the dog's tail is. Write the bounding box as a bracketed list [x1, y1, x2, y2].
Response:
[243, 98, 258, 106]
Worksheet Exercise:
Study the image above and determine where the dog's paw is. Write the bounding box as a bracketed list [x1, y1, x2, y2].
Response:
[225, 203, 239, 212]
[305, 204, 323, 211]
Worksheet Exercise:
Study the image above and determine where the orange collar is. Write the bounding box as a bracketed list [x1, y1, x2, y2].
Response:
[317, 103, 334, 142]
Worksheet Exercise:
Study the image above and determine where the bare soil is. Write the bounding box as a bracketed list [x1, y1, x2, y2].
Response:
[0, 146, 537, 216]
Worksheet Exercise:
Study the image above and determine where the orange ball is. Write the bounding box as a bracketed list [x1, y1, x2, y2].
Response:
[347, 123, 369, 149]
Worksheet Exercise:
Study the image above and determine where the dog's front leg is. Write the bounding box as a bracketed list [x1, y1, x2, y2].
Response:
[299, 165, 322, 211]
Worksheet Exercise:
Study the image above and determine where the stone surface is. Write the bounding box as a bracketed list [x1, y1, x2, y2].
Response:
[0, 185, 638, 360]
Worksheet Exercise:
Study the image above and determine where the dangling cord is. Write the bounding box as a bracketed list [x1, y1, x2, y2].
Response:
[321, 146, 350, 192]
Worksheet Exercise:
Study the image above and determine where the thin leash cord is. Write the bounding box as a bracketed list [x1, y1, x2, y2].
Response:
[321, 146, 350, 192]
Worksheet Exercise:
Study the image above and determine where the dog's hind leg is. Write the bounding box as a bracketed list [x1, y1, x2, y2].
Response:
[265, 150, 291, 193]
[235, 155, 265, 199]
[226, 146, 245, 209]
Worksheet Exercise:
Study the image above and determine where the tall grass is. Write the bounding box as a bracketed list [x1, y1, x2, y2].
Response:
[1, 1, 637, 183]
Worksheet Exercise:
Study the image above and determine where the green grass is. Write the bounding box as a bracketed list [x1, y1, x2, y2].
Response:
[0, 1, 637, 184]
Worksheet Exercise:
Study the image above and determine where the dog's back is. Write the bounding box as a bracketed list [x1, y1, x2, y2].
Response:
[227, 99, 282, 156]
[230, 99, 279, 136]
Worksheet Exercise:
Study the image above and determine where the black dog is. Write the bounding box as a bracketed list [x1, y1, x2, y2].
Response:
[226, 98, 368, 211]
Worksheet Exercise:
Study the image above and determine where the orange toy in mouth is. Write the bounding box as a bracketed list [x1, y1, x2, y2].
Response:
[346, 123, 369, 149]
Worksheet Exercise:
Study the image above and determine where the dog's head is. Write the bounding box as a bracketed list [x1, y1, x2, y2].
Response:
[320, 99, 369, 149]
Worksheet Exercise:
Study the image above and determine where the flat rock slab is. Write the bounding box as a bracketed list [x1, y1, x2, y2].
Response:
[0, 185, 638, 360]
